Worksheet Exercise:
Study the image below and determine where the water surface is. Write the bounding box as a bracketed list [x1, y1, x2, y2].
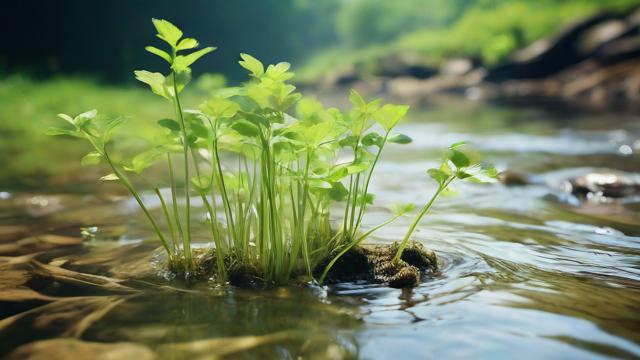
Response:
[1, 99, 639, 359]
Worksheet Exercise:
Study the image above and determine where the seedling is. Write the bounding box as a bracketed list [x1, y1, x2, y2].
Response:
[48, 19, 494, 286]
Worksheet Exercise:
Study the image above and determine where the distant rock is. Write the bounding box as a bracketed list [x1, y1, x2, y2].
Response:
[440, 58, 475, 77]
[566, 171, 640, 199]
[374, 53, 438, 79]
[486, 12, 623, 81]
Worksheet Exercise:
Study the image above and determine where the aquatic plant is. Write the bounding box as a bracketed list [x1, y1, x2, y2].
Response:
[48, 19, 494, 286]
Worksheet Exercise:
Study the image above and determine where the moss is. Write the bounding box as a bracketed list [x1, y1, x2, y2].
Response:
[318, 241, 438, 288]
[167, 241, 437, 289]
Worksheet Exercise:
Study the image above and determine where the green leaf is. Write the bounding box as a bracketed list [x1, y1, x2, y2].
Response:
[373, 104, 410, 132]
[168, 68, 192, 95]
[362, 132, 383, 147]
[308, 179, 332, 189]
[326, 165, 349, 182]
[456, 171, 473, 179]
[239, 53, 264, 78]
[347, 162, 370, 174]
[387, 133, 412, 144]
[78, 109, 98, 120]
[57, 113, 75, 125]
[391, 203, 415, 216]
[152, 18, 183, 46]
[145, 46, 172, 63]
[265, 62, 293, 82]
[191, 175, 213, 193]
[450, 141, 467, 149]
[339, 135, 358, 148]
[359, 193, 375, 205]
[428, 168, 449, 185]
[74, 109, 98, 129]
[448, 149, 470, 168]
[81, 151, 102, 166]
[231, 119, 261, 137]
[176, 38, 199, 51]
[484, 166, 499, 179]
[327, 181, 349, 201]
[100, 173, 119, 181]
[103, 117, 127, 141]
[158, 118, 181, 132]
[183, 111, 210, 139]
[45, 127, 82, 138]
[172, 47, 216, 72]
[200, 97, 240, 119]
[125, 149, 164, 174]
[348, 89, 366, 108]
[134, 70, 170, 100]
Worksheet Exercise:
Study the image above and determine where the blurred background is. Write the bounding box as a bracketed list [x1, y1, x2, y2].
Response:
[1, 0, 639, 190]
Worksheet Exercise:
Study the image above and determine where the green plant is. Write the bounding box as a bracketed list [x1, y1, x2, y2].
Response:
[318, 142, 495, 283]
[48, 19, 492, 286]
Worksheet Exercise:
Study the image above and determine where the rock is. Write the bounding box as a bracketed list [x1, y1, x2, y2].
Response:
[6, 339, 155, 360]
[440, 58, 474, 76]
[387, 68, 486, 104]
[320, 66, 360, 89]
[487, 12, 624, 81]
[498, 171, 532, 186]
[566, 171, 640, 199]
[375, 53, 438, 79]
[578, 19, 629, 53]
[596, 36, 640, 65]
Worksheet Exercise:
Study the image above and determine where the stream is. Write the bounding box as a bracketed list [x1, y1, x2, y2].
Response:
[1, 98, 639, 359]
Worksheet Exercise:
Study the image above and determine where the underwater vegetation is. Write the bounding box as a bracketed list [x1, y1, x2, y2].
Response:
[48, 19, 496, 287]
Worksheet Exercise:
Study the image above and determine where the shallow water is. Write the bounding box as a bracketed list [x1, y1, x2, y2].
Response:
[1, 99, 639, 359]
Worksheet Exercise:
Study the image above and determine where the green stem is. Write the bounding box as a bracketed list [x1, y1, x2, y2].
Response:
[154, 187, 177, 249]
[392, 176, 454, 263]
[167, 154, 184, 254]
[319, 212, 403, 285]
[354, 132, 389, 233]
[104, 151, 171, 256]
[172, 71, 192, 271]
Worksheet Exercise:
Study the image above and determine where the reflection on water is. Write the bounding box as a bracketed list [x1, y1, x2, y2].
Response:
[1, 100, 639, 358]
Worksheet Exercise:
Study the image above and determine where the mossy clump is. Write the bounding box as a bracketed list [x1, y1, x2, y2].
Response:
[166, 241, 437, 289]
[318, 241, 438, 288]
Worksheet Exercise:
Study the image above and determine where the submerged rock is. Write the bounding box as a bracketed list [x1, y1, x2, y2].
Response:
[566, 172, 640, 199]
[499, 169, 640, 200]
[6, 339, 155, 360]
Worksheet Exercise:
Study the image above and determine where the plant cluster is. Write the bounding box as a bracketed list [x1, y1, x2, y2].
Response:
[48, 19, 495, 286]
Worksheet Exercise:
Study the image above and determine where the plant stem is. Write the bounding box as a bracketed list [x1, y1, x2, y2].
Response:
[104, 151, 171, 256]
[167, 154, 184, 254]
[172, 71, 192, 272]
[392, 176, 454, 263]
[154, 187, 177, 249]
[318, 212, 403, 285]
[354, 132, 389, 232]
